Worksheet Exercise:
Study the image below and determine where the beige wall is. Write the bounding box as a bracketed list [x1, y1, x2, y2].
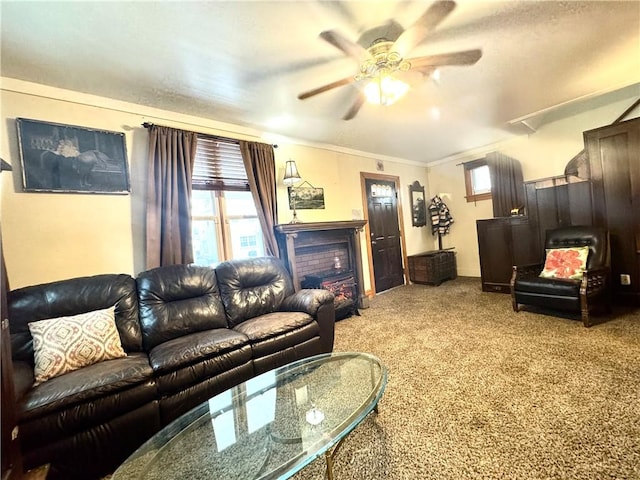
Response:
[1, 79, 431, 290]
[427, 96, 640, 277]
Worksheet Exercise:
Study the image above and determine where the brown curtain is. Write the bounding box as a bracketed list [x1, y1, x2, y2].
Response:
[145, 125, 197, 268]
[487, 152, 525, 218]
[239, 141, 279, 257]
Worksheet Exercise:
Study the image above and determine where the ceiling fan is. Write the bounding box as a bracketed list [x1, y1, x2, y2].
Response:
[297, 0, 482, 120]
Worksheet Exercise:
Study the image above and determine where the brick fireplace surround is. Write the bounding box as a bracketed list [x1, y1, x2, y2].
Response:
[274, 220, 368, 310]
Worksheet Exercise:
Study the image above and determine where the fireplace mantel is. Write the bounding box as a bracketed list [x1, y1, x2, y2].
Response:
[274, 220, 367, 235]
[274, 220, 368, 309]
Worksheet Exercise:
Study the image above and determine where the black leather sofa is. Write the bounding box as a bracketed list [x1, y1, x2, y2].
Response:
[7, 257, 335, 479]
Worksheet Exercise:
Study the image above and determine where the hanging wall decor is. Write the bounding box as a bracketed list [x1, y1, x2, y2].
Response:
[16, 118, 130, 194]
[409, 181, 427, 227]
[287, 185, 325, 209]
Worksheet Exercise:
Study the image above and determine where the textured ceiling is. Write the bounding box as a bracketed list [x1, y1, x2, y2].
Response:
[1, 1, 639, 164]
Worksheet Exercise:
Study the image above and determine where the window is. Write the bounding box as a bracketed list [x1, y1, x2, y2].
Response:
[191, 136, 265, 267]
[464, 159, 492, 202]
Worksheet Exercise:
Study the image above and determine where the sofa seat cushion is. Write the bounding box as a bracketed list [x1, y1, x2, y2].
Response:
[149, 329, 253, 397]
[515, 276, 580, 297]
[148, 328, 249, 375]
[19, 352, 154, 423]
[234, 311, 319, 358]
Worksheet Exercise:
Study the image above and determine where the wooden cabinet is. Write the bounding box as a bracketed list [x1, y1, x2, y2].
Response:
[408, 250, 457, 286]
[524, 176, 593, 253]
[585, 117, 640, 304]
[476, 217, 538, 293]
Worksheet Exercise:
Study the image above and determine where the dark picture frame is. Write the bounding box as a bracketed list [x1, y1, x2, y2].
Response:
[409, 181, 427, 227]
[16, 118, 130, 194]
[288, 186, 325, 210]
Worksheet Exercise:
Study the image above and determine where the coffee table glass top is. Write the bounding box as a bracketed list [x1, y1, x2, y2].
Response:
[112, 352, 387, 480]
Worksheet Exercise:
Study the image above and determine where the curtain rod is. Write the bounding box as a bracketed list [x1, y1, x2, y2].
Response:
[142, 122, 278, 148]
[456, 158, 485, 166]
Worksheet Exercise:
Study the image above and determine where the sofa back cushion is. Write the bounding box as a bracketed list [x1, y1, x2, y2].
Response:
[215, 257, 294, 327]
[8, 274, 142, 363]
[136, 264, 228, 351]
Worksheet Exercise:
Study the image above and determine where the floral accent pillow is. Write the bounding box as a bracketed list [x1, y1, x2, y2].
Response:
[28, 306, 126, 385]
[539, 246, 590, 280]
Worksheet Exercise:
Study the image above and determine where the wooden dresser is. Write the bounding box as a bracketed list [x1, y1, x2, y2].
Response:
[476, 216, 538, 293]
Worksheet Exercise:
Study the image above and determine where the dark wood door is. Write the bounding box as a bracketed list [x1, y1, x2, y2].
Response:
[585, 117, 640, 304]
[365, 178, 404, 292]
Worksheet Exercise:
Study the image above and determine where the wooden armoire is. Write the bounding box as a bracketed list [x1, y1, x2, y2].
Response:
[584, 116, 640, 304]
[476, 115, 640, 305]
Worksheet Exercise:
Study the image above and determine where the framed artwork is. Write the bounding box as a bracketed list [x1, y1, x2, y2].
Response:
[288, 186, 325, 210]
[16, 118, 130, 194]
[409, 181, 427, 227]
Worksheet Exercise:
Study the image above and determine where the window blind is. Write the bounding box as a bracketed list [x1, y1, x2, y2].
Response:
[192, 135, 248, 191]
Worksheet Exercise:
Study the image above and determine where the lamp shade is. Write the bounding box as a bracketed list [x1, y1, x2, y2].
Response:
[283, 160, 302, 186]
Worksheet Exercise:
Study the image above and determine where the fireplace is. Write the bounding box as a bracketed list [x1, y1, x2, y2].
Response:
[274, 221, 368, 317]
[301, 270, 359, 319]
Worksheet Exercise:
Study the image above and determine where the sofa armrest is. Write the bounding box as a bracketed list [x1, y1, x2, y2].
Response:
[279, 289, 334, 316]
[280, 289, 335, 353]
[582, 266, 610, 295]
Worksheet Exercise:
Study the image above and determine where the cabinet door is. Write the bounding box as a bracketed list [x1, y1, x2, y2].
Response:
[477, 219, 513, 292]
[585, 117, 640, 303]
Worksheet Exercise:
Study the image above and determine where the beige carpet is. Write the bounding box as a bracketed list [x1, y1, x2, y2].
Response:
[292, 278, 640, 480]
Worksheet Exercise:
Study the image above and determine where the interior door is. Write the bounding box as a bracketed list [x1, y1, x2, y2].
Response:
[365, 178, 405, 292]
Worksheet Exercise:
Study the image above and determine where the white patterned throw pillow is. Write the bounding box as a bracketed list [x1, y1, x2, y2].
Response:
[28, 306, 126, 385]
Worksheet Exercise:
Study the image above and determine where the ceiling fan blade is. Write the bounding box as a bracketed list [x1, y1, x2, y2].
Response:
[297, 76, 356, 100]
[393, 0, 457, 56]
[342, 94, 365, 121]
[320, 30, 368, 60]
[407, 49, 482, 69]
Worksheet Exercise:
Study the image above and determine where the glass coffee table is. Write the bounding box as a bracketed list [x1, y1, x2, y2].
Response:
[112, 352, 387, 480]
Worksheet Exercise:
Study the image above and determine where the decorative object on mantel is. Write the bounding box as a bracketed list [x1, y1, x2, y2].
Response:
[16, 118, 130, 194]
[282, 159, 324, 222]
[409, 181, 427, 227]
[282, 159, 303, 223]
[428, 194, 454, 250]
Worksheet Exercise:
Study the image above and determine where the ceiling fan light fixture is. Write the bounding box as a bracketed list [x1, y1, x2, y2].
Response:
[364, 75, 409, 106]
